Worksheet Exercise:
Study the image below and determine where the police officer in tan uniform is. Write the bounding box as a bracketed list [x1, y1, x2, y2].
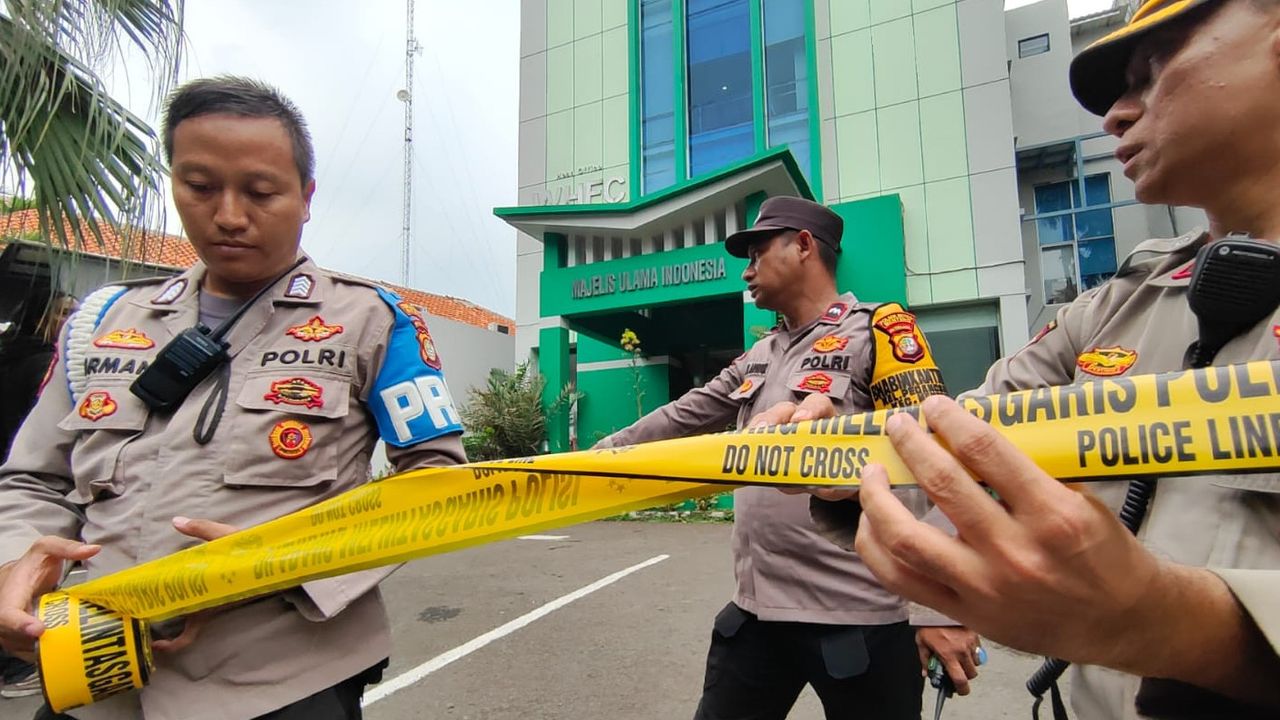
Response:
[0, 77, 466, 720]
[596, 196, 981, 719]
[820, 1, 1280, 716]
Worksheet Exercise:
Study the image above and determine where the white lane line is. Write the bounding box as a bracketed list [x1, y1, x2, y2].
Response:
[362, 553, 670, 707]
[517, 534, 570, 541]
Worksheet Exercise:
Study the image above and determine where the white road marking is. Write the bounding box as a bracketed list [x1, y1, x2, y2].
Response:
[362, 554, 670, 707]
[517, 534, 570, 541]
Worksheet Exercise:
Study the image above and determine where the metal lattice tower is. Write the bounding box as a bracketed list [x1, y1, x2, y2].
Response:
[399, 0, 420, 286]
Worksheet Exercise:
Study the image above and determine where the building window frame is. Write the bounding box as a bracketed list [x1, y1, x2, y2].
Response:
[1032, 172, 1118, 305]
[1018, 33, 1050, 58]
[631, 0, 821, 200]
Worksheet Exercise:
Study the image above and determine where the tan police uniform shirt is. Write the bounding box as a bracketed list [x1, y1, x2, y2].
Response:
[972, 231, 1280, 719]
[597, 293, 948, 624]
[0, 257, 467, 720]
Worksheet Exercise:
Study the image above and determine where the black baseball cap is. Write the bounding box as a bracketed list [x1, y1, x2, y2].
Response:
[1070, 0, 1219, 116]
[724, 196, 843, 259]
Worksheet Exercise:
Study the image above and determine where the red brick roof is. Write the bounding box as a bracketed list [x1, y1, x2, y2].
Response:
[0, 208, 198, 269]
[0, 209, 513, 333]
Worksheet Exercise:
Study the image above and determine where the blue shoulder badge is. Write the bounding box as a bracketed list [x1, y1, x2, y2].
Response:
[369, 288, 463, 447]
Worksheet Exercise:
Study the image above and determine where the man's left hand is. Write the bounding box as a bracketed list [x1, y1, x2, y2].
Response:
[152, 516, 239, 654]
[915, 626, 982, 696]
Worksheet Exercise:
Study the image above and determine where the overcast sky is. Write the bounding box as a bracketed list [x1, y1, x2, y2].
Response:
[104, 0, 520, 317]
[90, 0, 1115, 319]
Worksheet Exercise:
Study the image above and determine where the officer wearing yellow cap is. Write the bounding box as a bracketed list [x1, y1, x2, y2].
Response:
[813, 0, 1280, 717]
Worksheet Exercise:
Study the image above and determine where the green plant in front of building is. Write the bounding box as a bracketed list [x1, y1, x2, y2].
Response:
[620, 328, 645, 420]
[460, 362, 580, 461]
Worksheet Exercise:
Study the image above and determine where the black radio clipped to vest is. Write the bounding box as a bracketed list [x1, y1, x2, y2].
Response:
[130, 258, 306, 412]
[130, 324, 230, 412]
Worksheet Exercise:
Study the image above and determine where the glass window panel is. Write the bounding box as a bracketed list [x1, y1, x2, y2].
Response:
[1034, 181, 1071, 213]
[763, 0, 811, 181]
[641, 0, 676, 193]
[1042, 246, 1079, 304]
[1036, 215, 1073, 246]
[687, 0, 754, 177]
[1076, 208, 1114, 240]
[1018, 33, 1049, 58]
[1084, 173, 1111, 206]
[1079, 237, 1118, 290]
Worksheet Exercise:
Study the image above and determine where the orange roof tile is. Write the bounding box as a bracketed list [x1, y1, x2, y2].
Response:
[0, 209, 513, 334]
[0, 208, 198, 269]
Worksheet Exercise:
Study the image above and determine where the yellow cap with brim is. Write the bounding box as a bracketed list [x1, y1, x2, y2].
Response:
[1069, 0, 1217, 116]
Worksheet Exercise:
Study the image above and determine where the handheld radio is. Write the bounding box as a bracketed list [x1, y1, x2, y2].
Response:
[131, 258, 307, 412]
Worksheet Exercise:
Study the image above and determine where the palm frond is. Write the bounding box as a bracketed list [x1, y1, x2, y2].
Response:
[0, 1, 183, 256]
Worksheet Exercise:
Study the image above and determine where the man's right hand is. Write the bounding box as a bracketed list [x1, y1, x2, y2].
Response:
[755, 393, 858, 502]
[0, 536, 100, 659]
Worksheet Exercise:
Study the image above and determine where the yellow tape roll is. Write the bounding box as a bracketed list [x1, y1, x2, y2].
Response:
[33, 360, 1280, 711]
[37, 593, 152, 712]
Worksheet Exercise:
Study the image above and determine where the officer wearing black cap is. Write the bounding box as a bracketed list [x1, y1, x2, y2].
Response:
[597, 195, 982, 719]
[812, 0, 1280, 717]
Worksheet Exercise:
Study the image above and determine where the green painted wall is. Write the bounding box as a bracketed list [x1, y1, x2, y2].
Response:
[831, 193, 908, 305]
[577, 329, 670, 445]
[538, 326, 572, 452]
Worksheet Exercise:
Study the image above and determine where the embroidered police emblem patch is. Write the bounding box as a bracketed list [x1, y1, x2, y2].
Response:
[94, 328, 155, 350]
[797, 372, 834, 394]
[263, 377, 325, 409]
[285, 316, 344, 342]
[1076, 346, 1138, 377]
[78, 391, 118, 421]
[812, 335, 849, 353]
[397, 301, 442, 370]
[269, 420, 313, 459]
[872, 310, 926, 364]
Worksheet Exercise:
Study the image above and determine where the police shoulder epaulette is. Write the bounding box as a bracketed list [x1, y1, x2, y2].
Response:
[1116, 230, 1208, 277]
[326, 269, 385, 292]
[111, 274, 171, 288]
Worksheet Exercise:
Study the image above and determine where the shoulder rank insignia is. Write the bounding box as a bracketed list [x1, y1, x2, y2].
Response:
[735, 379, 753, 395]
[264, 377, 325, 409]
[812, 335, 849, 353]
[94, 328, 155, 350]
[1170, 261, 1195, 281]
[872, 309, 925, 363]
[286, 316, 344, 342]
[798, 372, 833, 394]
[269, 420, 313, 459]
[1077, 346, 1138, 377]
[397, 301, 442, 369]
[285, 274, 315, 299]
[821, 302, 849, 324]
[1030, 319, 1058, 345]
[152, 279, 187, 305]
[78, 391, 118, 421]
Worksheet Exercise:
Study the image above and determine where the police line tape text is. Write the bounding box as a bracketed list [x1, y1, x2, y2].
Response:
[1077, 414, 1280, 468]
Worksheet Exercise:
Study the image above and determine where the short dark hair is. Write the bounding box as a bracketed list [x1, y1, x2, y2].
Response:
[163, 76, 315, 185]
[780, 230, 839, 277]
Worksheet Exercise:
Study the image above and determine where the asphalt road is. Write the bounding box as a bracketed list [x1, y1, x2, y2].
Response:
[2, 521, 1061, 719]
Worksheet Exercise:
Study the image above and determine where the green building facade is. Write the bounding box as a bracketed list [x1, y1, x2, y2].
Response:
[498, 0, 1026, 451]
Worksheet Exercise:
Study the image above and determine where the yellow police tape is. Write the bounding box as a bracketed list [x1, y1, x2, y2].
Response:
[36, 359, 1280, 711]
